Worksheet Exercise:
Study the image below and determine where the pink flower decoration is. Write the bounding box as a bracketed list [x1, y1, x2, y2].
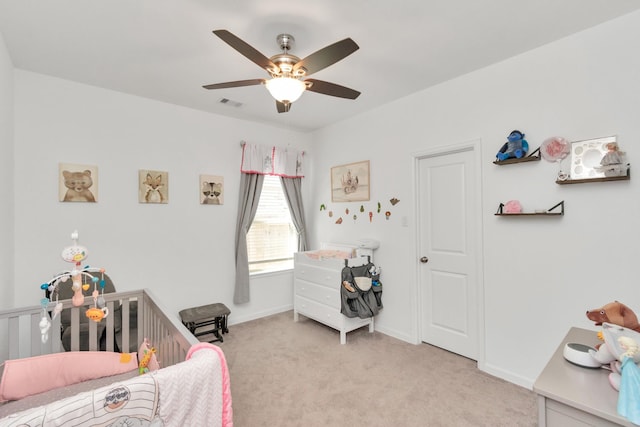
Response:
[504, 200, 522, 214]
[541, 137, 570, 162]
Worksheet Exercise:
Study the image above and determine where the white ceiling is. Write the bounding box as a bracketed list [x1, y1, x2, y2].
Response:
[1, 0, 639, 132]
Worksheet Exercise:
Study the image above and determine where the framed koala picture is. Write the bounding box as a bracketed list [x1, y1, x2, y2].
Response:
[59, 163, 99, 203]
[139, 170, 169, 204]
[200, 174, 224, 205]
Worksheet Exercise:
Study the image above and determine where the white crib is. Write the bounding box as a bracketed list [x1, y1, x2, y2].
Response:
[0, 288, 198, 371]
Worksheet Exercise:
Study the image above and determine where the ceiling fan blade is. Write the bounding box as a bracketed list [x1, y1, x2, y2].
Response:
[213, 30, 279, 73]
[304, 79, 361, 99]
[294, 38, 359, 76]
[203, 79, 265, 90]
[276, 101, 291, 113]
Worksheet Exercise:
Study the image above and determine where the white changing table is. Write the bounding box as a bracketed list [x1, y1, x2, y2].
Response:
[293, 251, 374, 344]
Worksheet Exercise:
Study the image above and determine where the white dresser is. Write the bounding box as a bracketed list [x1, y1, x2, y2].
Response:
[293, 251, 374, 344]
[534, 327, 635, 427]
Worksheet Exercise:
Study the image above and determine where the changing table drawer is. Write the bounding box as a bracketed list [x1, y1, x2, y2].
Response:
[294, 264, 339, 288]
[295, 279, 340, 307]
[294, 295, 341, 329]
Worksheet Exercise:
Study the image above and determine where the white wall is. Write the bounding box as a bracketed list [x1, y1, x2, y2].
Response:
[0, 31, 14, 309]
[12, 71, 311, 322]
[309, 10, 640, 387]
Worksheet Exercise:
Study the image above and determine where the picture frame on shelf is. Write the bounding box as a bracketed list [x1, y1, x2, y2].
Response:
[570, 136, 627, 180]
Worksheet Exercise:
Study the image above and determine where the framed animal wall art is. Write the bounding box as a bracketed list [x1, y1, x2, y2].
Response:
[139, 170, 169, 204]
[200, 174, 224, 205]
[330, 160, 370, 203]
[59, 163, 99, 203]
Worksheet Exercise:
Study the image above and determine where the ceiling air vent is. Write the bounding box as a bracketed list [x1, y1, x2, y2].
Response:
[218, 98, 243, 108]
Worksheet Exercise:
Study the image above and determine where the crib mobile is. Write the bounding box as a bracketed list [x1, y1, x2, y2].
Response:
[38, 230, 108, 343]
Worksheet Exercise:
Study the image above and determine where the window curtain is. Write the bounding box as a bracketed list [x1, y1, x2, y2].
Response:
[233, 173, 264, 304]
[280, 177, 308, 252]
[234, 142, 305, 304]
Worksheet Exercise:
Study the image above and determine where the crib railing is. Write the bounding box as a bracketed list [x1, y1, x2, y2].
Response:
[0, 289, 198, 368]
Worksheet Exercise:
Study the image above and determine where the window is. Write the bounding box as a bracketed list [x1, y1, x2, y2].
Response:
[247, 175, 297, 274]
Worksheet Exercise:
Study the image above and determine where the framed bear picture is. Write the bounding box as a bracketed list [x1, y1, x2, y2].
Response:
[200, 174, 224, 205]
[58, 163, 99, 203]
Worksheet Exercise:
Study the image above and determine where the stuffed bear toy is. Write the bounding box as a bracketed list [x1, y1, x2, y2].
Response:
[496, 130, 529, 161]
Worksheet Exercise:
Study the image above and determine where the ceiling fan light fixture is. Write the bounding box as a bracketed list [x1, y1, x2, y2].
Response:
[265, 77, 306, 103]
[205, 30, 361, 113]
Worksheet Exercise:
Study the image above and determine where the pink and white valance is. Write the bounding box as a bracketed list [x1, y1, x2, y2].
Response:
[240, 142, 305, 178]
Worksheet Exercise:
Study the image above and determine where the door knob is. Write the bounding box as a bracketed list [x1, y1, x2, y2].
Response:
[420, 256, 429, 263]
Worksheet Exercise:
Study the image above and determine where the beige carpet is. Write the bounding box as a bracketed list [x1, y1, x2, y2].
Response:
[218, 311, 537, 427]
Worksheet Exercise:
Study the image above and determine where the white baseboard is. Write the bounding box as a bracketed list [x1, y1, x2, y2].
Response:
[228, 304, 293, 326]
[481, 362, 534, 390]
[374, 324, 416, 344]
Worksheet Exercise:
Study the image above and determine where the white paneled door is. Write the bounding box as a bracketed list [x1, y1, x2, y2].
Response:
[418, 147, 478, 360]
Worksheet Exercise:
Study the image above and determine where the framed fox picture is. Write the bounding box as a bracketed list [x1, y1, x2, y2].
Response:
[139, 170, 169, 204]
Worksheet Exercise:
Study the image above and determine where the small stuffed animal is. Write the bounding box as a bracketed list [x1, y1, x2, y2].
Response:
[138, 338, 160, 374]
[586, 301, 640, 333]
[587, 323, 640, 391]
[496, 130, 529, 161]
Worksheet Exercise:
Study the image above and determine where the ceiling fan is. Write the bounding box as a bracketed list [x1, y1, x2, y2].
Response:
[203, 30, 361, 113]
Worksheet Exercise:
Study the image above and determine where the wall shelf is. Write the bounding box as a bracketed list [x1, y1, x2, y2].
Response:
[556, 168, 630, 185]
[495, 200, 564, 216]
[493, 147, 541, 165]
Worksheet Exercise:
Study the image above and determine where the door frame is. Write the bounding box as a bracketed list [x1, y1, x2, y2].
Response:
[412, 139, 485, 369]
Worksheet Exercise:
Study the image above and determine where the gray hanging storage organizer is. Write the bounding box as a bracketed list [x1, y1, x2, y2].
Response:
[340, 257, 383, 319]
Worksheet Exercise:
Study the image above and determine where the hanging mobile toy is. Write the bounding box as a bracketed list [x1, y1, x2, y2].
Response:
[38, 231, 108, 342]
[85, 271, 109, 322]
[39, 298, 51, 343]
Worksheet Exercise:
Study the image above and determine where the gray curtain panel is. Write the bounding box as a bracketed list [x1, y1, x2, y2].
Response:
[234, 173, 264, 304]
[280, 177, 308, 252]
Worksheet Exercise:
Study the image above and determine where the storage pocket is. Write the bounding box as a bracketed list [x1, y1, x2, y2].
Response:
[372, 283, 383, 309]
[340, 284, 359, 318]
[354, 276, 372, 291]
